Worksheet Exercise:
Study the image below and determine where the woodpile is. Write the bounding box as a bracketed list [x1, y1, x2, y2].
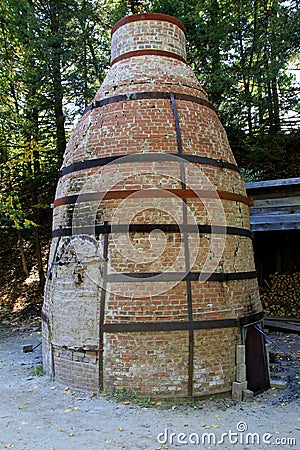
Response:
[260, 272, 300, 318]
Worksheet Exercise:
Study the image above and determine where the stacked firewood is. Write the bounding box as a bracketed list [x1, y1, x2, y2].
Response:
[260, 272, 300, 318]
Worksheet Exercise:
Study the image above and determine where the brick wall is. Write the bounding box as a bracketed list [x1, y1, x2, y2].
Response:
[111, 17, 187, 63]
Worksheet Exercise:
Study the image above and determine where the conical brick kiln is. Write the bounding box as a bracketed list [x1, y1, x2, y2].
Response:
[43, 13, 269, 397]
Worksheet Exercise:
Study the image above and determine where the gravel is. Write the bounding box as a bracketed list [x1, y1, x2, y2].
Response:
[0, 325, 299, 450]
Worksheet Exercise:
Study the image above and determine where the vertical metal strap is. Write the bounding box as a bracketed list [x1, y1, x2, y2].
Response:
[170, 92, 183, 154]
[46, 228, 62, 280]
[98, 221, 109, 391]
[45, 230, 62, 378]
[170, 92, 194, 397]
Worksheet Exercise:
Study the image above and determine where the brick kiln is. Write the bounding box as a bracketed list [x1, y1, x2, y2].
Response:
[43, 13, 269, 397]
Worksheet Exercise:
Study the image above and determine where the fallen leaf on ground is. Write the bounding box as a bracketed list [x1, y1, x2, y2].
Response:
[5, 445, 14, 449]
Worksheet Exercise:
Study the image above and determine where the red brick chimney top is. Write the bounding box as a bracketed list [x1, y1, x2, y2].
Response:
[111, 13, 186, 35]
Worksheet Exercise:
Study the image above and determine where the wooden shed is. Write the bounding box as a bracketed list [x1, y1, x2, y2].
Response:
[246, 177, 300, 289]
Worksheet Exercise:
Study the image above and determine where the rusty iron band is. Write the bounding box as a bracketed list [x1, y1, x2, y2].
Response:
[111, 13, 186, 35]
[110, 49, 186, 66]
[82, 91, 216, 116]
[41, 311, 264, 334]
[53, 188, 253, 208]
[61, 153, 239, 177]
[51, 223, 252, 239]
[106, 271, 257, 283]
[102, 311, 264, 333]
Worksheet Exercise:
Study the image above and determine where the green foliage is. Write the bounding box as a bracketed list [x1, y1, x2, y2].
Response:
[0, 193, 36, 230]
[0, 0, 299, 291]
[31, 365, 44, 376]
[230, 129, 300, 181]
[151, 0, 300, 178]
[106, 388, 152, 407]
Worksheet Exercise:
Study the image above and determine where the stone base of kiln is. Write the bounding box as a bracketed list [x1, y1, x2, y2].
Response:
[43, 325, 240, 397]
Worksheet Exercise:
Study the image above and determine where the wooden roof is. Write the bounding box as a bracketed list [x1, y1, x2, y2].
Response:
[246, 178, 300, 231]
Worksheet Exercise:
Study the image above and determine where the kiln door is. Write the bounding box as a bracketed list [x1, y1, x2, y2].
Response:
[245, 324, 270, 394]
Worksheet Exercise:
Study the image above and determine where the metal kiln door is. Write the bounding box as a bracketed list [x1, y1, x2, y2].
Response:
[245, 324, 270, 394]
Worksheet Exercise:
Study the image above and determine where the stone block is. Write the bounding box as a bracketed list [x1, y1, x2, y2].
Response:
[243, 389, 254, 402]
[240, 381, 248, 390]
[236, 345, 245, 365]
[270, 379, 287, 390]
[22, 344, 33, 353]
[232, 382, 243, 401]
[236, 363, 246, 382]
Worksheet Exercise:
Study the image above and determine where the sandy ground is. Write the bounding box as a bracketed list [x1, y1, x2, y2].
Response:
[0, 327, 299, 450]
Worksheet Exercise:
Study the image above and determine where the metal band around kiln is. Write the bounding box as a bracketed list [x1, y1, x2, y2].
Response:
[61, 153, 240, 177]
[102, 312, 264, 333]
[41, 311, 264, 333]
[51, 223, 252, 238]
[82, 91, 216, 116]
[53, 188, 253, 209]
[106, 271, 257, 283]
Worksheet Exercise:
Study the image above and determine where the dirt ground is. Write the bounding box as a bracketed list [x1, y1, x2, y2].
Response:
[0, 323, 299, 450]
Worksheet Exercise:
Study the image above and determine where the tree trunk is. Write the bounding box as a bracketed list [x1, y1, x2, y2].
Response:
[209, 0, 222, 107]
[267, 79, 275, 133]
[34, 225, 45, 288]
[49, 0, 67, 162]
[271, 76, 281, 133]
[18, 230, 29, 276]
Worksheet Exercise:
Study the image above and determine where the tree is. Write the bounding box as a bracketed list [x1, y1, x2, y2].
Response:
[0, 0, 299, 307]
[0, 0, 58, 286]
